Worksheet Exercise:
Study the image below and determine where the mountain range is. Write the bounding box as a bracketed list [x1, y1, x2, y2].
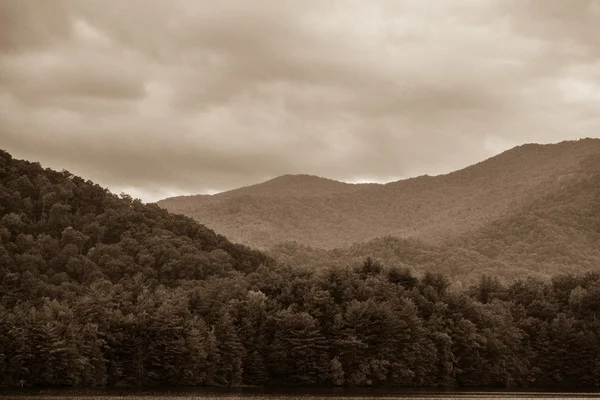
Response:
[159, 138, 600, 282]
[3, 146, 600, 388]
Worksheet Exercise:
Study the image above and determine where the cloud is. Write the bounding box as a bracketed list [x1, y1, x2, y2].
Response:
[1, 0, 599, 202]
[502, 0, 600, 58]
[0, 0, 72, 53]
[2, 49, 147, 106]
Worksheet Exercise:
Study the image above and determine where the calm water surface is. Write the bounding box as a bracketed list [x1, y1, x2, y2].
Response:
[3, 389, 600, 399]
[0, 389, 600, 400]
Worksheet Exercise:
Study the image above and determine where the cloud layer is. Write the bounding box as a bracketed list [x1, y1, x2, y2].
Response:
[1, 0, 599, 201]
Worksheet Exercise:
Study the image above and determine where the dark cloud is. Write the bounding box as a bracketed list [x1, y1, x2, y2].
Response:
[503, 0, 600, 58]
[0, 0, 72, 53]
[2, 51, 146, 106]
[1, 0, 599, 201]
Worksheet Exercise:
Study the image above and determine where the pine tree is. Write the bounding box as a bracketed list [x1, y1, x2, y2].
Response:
[214, 311, 245, 386]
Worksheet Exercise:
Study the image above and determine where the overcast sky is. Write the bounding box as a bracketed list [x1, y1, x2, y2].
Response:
[1, 0, 599, 202]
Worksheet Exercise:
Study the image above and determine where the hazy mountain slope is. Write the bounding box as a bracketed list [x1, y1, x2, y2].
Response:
[457, 153, 600, 273]
[158, 139, 600, 249]
[269, 149, 600, 283]
[3, 150, 600, 389]
[269, 167, 600, 284]
[268, 236, 512, 286]
[160, 174, 377, 211]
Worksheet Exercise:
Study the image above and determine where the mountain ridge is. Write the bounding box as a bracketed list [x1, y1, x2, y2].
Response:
[158, 138, 600, 249]
[160, 173, 379, 206]
[4, 148, 600, 389]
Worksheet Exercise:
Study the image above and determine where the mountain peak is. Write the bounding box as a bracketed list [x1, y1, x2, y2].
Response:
[159, 139, 600, 249]
[158, 173, 368, 211]
[259, 173, 352, 190]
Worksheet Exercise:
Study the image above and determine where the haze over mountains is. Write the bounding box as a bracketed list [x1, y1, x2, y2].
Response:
[5, 146, 600, 388]
[159, 139, 600, 244]
[158, 139, 600, 282]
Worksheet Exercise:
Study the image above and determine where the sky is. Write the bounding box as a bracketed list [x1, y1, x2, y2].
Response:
[1, 0, 600, 202]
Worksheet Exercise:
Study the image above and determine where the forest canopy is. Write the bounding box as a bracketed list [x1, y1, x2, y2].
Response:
[1, 149, 600, 388]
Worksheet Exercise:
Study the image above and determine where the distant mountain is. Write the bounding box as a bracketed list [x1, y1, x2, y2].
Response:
[158, 138, 600, 250]
[268, 169, 600, 282]
[160, 174, 376, 208]
[456, 153, 600, 275]
[268, 236, 511, 287]
[5, 149, 600, 389]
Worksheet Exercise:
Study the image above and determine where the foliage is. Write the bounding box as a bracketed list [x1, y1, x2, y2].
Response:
[2, 149, 600, 388]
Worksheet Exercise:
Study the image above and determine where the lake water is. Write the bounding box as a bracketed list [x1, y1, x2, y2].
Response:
[7, 397, 599, 400]
[3, 389, 600, 399]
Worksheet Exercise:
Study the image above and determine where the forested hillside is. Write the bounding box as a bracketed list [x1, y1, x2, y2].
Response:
[158, 139, 600, 250]
[269, 236, 515, 287]
[161, 174, 376, 209]
[3, 149, 600, 389]
[457, 154, 600, 275]
[269, 159, 600, 284]
[0, 149, 272, 284]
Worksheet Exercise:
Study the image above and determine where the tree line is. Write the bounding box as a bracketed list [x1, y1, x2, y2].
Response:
[3, 259, 600, 388]
[2, 149, 600, 388]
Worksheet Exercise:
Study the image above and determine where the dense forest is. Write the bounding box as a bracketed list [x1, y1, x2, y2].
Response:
[160, 139, 600, 282]
[159, 139, 600, 250]
[268, 159, 600, 284]
[2, 149, 600, 388]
